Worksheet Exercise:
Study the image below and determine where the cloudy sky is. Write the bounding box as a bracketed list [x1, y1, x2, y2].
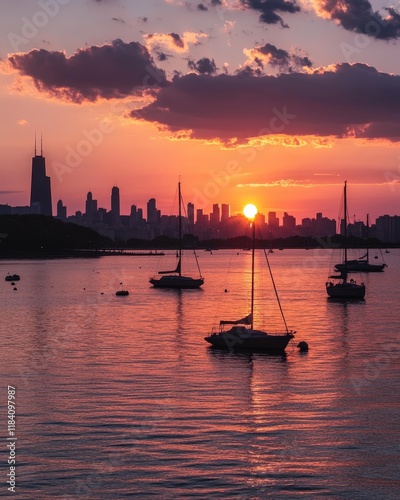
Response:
[1, 0, 400, 221]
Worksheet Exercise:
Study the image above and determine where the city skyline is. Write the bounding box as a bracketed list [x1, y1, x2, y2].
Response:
[1, 2, 400, 221]
[3, 141, 397, 243]
[2, 143, 398, 229]
[1, 142, 399, 230]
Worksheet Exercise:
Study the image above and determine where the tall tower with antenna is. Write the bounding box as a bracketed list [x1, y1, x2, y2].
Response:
[30, 134, 52, 216]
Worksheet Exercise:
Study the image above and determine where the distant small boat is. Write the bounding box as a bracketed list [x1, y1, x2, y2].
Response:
[334, 214, 387, 273]
[335, 258, 386, 272]
[116, 290, 129, 296]
[5, 274, 20, 282]
[385, 249, 390, 253]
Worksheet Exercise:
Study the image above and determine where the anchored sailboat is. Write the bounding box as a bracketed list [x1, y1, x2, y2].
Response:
[205, 204, 295, 352]
[149, 182, 204, 289]
[334, 214, 387, 273]
[326, 182, 366, 299]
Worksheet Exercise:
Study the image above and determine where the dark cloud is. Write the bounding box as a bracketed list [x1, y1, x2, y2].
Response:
[254, 43, 312, 72]
[112, 17, 126, 24]
[315, 0, 400, 39]
[188, 57, 217, 74]
[131, 63, 400, 143]
[169, 33, 185, 49]
[211, 0, 222, 4]
[146, 32, 185, 50]
[197, 3, 208, 11]
[235, 65, 263, 77]
[156, 51, 171, 62]
[241, 0, 301, 28]
[8, 39, 167, 103]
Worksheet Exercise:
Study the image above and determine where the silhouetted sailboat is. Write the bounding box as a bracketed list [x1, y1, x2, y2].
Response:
[149, 182, 204, 289]
[334, 214, 387, 273]
[326, 182, 365, 299]
[205, 205, 295, 352]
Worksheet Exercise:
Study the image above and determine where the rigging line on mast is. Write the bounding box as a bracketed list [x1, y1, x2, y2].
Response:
[180, 190, 202, 277]
[257, 224, 289, 332]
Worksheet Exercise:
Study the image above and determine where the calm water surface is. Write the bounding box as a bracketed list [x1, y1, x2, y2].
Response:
[1, 249, 400, 499]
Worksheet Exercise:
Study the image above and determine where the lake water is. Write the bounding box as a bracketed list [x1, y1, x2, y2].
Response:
[1, 249, 399, 499]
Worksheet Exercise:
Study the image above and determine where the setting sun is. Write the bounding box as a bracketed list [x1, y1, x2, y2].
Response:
[243, 203, 258, 220]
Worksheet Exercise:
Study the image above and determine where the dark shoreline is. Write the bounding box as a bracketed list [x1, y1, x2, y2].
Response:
[0, 249, 165, 259]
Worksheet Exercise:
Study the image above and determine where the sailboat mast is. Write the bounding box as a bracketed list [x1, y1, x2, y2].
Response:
[344, 181, 348, 280]
[366, 213, 369, 262]
[178, 181, 182, 276]
[250, 220, 255, 329]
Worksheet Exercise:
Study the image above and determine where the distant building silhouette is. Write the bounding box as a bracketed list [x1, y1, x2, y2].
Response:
[187, 202, 195, 227]
[221, 204, 230, 221]
[130, 204, 138, 226]
[147, 198, 157, 224]
[30, 136, 52, 216]
[111, 186, 120, 226]
[283, 212, 296, 230]
[268, 211, 279, 228]
[56, 199, 67, 221]
[210, 203, 220, 226]
[85, 191, 97, 225]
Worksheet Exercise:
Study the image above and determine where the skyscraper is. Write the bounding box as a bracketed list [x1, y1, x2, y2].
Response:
[221, 204, 230, 221]
[147, 198, 157, 224]
[187, 202, 194, 227]
[30, 136, 52, 216]
[111, 186, 120, 226]
[268, 212, 279, 228]
[85, 191, 97, 225]
[210, 203, 220, 226]
[56, 199, 67, 221]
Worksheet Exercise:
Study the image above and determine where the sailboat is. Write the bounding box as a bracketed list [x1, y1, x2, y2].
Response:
[205, 204, 295, 352]
[149, 182, 204, 289]
[334, 214, 387, 272]
[326, 182, 366, 299]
